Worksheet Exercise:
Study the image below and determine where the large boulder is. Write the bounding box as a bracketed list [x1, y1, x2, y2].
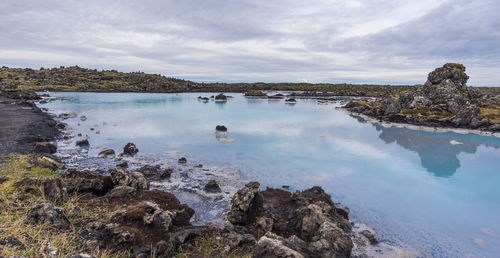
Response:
[344, 63, 490, 129]
[226, 184, 354, 257]
[227, 182, 262, 225]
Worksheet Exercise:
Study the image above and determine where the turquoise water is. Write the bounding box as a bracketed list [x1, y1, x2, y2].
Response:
[41, 92, 500, 257]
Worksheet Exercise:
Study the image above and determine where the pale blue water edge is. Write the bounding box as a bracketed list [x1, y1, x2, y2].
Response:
[40, 92, 500, 257]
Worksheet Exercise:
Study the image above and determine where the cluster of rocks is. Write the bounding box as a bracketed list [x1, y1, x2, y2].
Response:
[344, 63, 498, 131]
[24, 162, 194, 257]
[223, 182, 356, 257]
[23, 158, 365, 257]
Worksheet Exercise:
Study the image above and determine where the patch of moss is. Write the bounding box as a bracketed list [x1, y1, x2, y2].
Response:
[480, 106, 500, 123]
[399, 107, 430, 117]
[357, 100, 372, 108]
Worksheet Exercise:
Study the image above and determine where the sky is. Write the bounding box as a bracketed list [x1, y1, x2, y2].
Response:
[1, 0, 499, 86]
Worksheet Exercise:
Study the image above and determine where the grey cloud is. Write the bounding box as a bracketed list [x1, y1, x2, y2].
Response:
[0, 0, 499, 85]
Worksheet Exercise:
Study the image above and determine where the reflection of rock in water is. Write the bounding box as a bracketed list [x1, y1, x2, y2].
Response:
[215, 131, 235, 142]
[372, 124, 500, 177]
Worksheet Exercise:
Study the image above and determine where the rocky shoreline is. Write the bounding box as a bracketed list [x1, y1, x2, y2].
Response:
[0, 92, 416, 257]
[343, 63, 500, 134]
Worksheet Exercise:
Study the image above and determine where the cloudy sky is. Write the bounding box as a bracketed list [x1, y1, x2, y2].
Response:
[1, 0, 499, 85]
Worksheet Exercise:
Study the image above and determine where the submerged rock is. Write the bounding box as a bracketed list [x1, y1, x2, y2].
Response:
[59, 112, 77, 119]
[204, 180, 222, 193]
[98, 149, 116, 158]
[136, 165, 172, 181]
[76, 139, 90, 147]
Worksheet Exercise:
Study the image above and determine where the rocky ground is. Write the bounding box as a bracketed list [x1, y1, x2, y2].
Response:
[0, 92, 405, 257]
[0, 154, 389, 257]
[343, 63, 500, 133]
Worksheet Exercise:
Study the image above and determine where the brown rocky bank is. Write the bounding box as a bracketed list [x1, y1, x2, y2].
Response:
[19, 163, 362, 257]
[343, 63, 500, 132]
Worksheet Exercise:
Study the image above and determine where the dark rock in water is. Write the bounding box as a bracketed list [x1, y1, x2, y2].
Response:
[361, 229, 379, 245]
[123, 142, 139, 156]
[117, 161, 129, 169]
[77, 133, 82, 137]
[110, 168, 149, 190]
[76, 139, 89, 147]
[136, 165, 172, 181]
[34, 142, 57, 154]
[216, 125, 228, 132]
[59, 112, 77, 119]
[98, 149, 115, 158]
[42, 178, 67, 202]
[55, 123, 66, 130]
[268, 93, 285, 99]
[215, 93, 227, 101]
[194, 164, 203, 168]
[178, 157, 187, 164]
[80, 115, 87, 121]
[26, 200, 69, 229]
[282, 185, 290, 189]
[90, 127, 95, 131]
[204, 180, 222, 193]
[285, 98, 297, 103]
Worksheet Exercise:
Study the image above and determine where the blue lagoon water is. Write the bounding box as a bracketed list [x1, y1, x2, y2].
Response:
[41, 92, 500, 257]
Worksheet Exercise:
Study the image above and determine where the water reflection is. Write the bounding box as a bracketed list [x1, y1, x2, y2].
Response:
[352, 115, 500, 177]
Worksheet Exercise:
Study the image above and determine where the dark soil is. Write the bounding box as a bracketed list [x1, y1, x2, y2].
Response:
[0, 96, 59, 155]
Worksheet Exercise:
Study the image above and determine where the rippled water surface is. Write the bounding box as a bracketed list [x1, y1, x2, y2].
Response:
[40, 92, 500, 257]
